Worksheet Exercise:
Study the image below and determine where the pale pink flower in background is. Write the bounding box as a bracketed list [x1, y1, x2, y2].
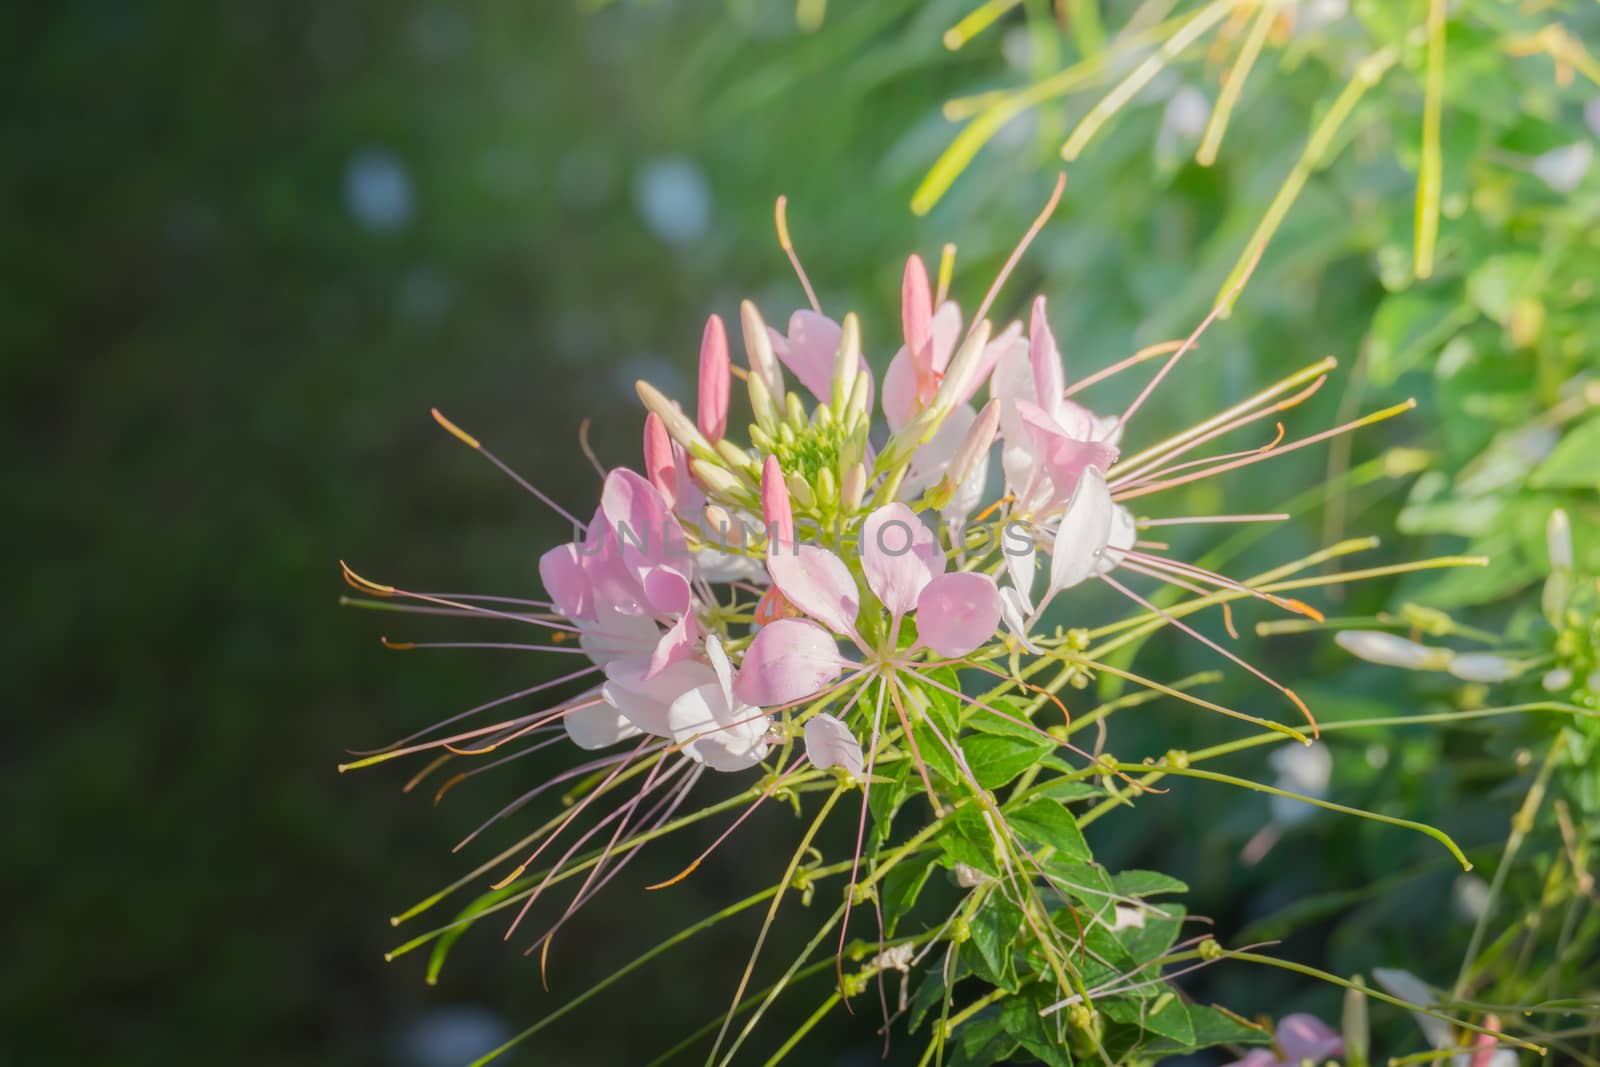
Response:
[1225, 1013, 1343, 1067]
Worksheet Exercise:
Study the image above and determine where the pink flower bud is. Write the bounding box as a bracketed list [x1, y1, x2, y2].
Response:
[697, 314, 730, 443]
[901, 254, 933, 381]
[1029, 295, 1063, 409]
[761, 454, 794, 552]
[643, 412, 677, 505]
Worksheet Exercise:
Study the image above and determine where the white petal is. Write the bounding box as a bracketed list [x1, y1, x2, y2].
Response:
[1048, 466, 1113, 595]
[1334, 630, 1446, 671]
[803, 714, 865, 775]
[563, 702, 643, 750]
[1446, 653, 1521, 683]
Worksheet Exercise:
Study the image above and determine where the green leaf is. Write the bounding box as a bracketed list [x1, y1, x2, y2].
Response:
[881, 852, 934, 937]
[1113, 870, 1189, 897]
[1003, 993, 1074, 1067]
[939, 807, 1000, 877]
[963, 895, 1022, 992]
[1188, 1004, 1271, 1048]
[1009, 797, 1092, 862]
[1104, 991, 1195, 1046]
[964, 695, 1046, 740]
[868, 760, 911, 847]
[961, 733, 1051, 790]
[1532, 416, 1600, 490]
[948, 1013, 1020, 1067]
[1466, 253, 1538, 324]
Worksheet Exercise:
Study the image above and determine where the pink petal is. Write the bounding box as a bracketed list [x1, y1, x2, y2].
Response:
[603, 657, 715, 737]
[952, 321, 1022, 412]
[882, 303, 962, 432]
[860, 503, 943, 617]
[643, 412, 677, 504]
[767, 544, 860, 638]
[697, 313, 730, 443]
[915, 572, 1002, 657]
[1049, 465, 1113, 594]
[1018, 401, 1119, 507]
[761, 455, 794, 551]
[1275, 1014, 1343, 1065]
[577, 606, 660, 665]
[901, 254, 933, 371]
[732, 618, 849, 707]
[771, 311, 839, 401]
[1029, 296, 1064, 417]
[803, 714, 864, 775]
[646, 608, 699, 677]
[1222, 1052, 1279, 1067]
[538, 543, 592, 620]
[601, 467, 678, 572]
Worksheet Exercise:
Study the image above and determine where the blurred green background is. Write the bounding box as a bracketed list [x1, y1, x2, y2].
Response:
[11, 1, 1596, 1064]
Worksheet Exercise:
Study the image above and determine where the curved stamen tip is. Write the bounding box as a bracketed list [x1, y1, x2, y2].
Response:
[774, 194, 794, 251]
[491, 863, 529, 894]
[645, 860, 701, 891]
[434, 773, 468, 806]
[1285, 598, 1325, 623]
[379, 636, 416, 650]
[1288, 689, 1318, 740]
[340, 560, 394, 597]
[431, 407, 481, 450]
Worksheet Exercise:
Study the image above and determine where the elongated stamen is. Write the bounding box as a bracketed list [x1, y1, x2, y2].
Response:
[431, 732, 572, 805]
[836, 675, 890, 1009]
[380, 637, 594, 654]
[1112, 245, 1263, 438]
[775, 195, 822, 314]
[1126, 549, 1323, 621]
[497, 737, 656, 913]
[1113, 422, 1286, 494]
[969, 172, 1066, 336]
[1110, 356, 1335, 480]
[1114, 372, 1327, 488]
[647, 757, 806, 891]
[518, 753, 692, 958]
[886, 676, 945, 817]
[1061, 339, 1185, 399]
[1116, 400, 1417, 502]
[532, 763, 703, 983]
[338, 697, 598, 772]
[1099, 571, 1317, 737]
[348, 667, 599, 756]
[444, 696, 609, 760]
[454, 736, 652, 854]
[341, 562, 566, 627]
[1137, 513, 1288, 527]
[339, 599, 552, 624]
[1119, 558, 1240, 638]
[432, 408, 585, 529]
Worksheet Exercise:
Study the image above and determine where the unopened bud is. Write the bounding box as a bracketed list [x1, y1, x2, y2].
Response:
[715, 438, 755, 473]
[747, 368, 777, 429]
[1548, 508, 1574, 570]
[692, 459, 747, 501]
[1335, 630, 1449, 671]
[931, 318, 992, 415]
[636, 380, 711, 456]
[784, 390, 807, 429]
[948, 398, 1000, 489]
[785, 470, 816, 509]
[1447, 653, 1522, 684]
[697, 314, 730, 443]
[832, 312, 861, 414]
[740, 300, 785, 404]
[841, 462, 867, 512]
[642, 412, 677, 505]
[761, 455, 794, 550]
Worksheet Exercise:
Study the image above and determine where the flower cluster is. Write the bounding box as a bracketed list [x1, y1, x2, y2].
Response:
[341, 200, 1435, 1064]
